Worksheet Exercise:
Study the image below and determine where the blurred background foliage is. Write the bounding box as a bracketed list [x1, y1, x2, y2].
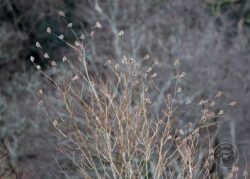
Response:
[1, 0, 250, 178]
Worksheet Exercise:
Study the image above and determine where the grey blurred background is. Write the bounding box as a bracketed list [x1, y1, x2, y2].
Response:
[1, 0, 250, 178]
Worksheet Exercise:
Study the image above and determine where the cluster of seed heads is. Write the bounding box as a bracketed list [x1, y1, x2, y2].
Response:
[30, 10, 90, 70]
[118, 30, 124, 36]
[29, 10, 238, 131]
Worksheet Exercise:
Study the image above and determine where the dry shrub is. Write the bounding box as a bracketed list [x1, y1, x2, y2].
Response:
[29, 18, 241, 178]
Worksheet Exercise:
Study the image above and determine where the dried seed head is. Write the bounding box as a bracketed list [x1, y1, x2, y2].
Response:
[145, 98, 151, 104]
[209, 101, 216, 107]
[75, 41, 80, 46]
[104, 60, 111, 66]
[146, 67, 152, 73]
[179, 129, 184, 135]
[176, 72, 186, 80]
[218, 110, 224, 115]
[167, 94, 172, 101]
[134, 63, 139, 68]
[151, 73, 157, 78]
[122, 55, 128, 64]
[144, 54, 150, 60]
[203, 109, 209, 113]
[129, 58, 135, 64]
[44, 53, 49, 59]
[72, 75, 79, 81]
[95, 116, 100, 121]
[167, 135, 172, 140]
[62, 56, 67, 62]
[243, 169, 248, 177]
[30, 56, 34, 62]
[59, 11, 65, 17]
[36, 42, 42, 48]
[53, 120, 58, 127]
[80, 34, 85, 40]
[179, 72, 186, 78]
[95, 21, 102, 29]
[202, 110, 215, 119]
[198, 100, 205, 106]
[215, 91, 222, 98]
[90, 31, 95, 37]
[51, 61, 57, 66]
[47, 27, 52, 33]
[177, 87, 182, 93]
[115, 64, 120, 70]
[174, 59, 180, 66]
[153, 59, 159, 65]
[186, 98, 192, 105]
[67, 23, 73, 28]
[229, 101, 237, 106]
[58, 34, 64, 40]
[39, 89, 43, 95]
[36, 65, 41, 70]
[118, 30, 124, 36]
[232, 166, 239, 172]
